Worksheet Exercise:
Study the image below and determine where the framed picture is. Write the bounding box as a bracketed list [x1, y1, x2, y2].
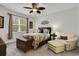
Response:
[0, 16, 4, 28]
[29, 21, 33, 29]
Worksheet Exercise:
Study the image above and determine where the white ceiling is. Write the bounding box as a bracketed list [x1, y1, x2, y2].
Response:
[1, 3, 79, 17]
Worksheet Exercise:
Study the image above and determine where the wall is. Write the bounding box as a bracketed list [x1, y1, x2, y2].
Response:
[35, 7, 78, 35]
[77, 7, 79, 36]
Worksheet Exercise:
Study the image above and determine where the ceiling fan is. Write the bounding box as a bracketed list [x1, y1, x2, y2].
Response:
[24, 3, 45, 14]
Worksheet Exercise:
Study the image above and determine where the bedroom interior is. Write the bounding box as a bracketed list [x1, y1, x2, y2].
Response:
[0, 3, 79, 56]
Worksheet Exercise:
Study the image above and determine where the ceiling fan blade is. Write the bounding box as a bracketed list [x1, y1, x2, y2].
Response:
[29, 10, 33, 13]
[37, 11, 41, 14]
[38, 7, 45, 10]
[24, 7, 32, 9]
[32, 3, 38, 9]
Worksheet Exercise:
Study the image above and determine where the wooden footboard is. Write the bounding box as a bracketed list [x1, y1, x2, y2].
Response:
[37, 37, 51, 49]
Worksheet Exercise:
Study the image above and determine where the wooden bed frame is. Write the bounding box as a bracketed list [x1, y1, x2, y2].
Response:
[37, 27, 52, 48]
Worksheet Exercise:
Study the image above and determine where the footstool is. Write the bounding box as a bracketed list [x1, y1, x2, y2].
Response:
[48, 40, 65, 53]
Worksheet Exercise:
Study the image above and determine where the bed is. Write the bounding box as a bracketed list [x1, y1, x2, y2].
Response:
[23, 27, 52, 49]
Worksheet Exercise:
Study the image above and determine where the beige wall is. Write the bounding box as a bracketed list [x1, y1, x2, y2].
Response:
[35, 7, 78, 35]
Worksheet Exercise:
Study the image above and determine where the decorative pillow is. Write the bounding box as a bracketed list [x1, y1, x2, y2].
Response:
[37, 29, 41, 33]
[38, 29, 43, 33]
[43, 29, 49, 34]
[59, 35, 68, 40]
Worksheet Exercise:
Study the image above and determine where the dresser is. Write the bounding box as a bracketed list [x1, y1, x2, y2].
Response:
[0, 38, 6, 56]
[16, 36, 33, 52]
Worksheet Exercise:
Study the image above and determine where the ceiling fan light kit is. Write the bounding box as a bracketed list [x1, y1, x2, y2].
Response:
[24, 3, 45, 14]
[33, 9, 37, 12]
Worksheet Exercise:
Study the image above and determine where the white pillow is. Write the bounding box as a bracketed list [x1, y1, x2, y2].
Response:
[43, 29, 49, 34]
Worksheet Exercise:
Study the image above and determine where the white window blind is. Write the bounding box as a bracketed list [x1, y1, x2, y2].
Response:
[12, 15, 27, 32]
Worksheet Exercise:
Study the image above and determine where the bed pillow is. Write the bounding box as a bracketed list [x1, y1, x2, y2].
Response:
[43, 29, 49, 34]
[37, 29, 41, 33]
[38, 29, 43, 33]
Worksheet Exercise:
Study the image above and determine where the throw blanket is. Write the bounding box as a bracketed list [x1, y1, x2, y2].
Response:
[32, 33, 45, 49]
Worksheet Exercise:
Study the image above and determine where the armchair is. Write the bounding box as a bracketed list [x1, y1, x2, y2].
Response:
[56, 33, 78, 51]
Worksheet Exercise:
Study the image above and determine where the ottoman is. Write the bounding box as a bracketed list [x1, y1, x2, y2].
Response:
[48, 40, 65, 53]
[16, 36, 33, 52]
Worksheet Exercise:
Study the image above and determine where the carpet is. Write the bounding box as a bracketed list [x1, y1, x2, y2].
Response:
[7, 43, 79, 56]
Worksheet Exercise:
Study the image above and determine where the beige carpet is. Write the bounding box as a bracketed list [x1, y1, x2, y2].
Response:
[7, 42, 79, 56]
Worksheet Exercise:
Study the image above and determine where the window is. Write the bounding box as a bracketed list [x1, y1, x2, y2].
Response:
[12, 16, 27, 32]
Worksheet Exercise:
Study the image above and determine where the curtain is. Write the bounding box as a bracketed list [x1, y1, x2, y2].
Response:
[26, 18, 29, 33]
[8, 13, 13, 39]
